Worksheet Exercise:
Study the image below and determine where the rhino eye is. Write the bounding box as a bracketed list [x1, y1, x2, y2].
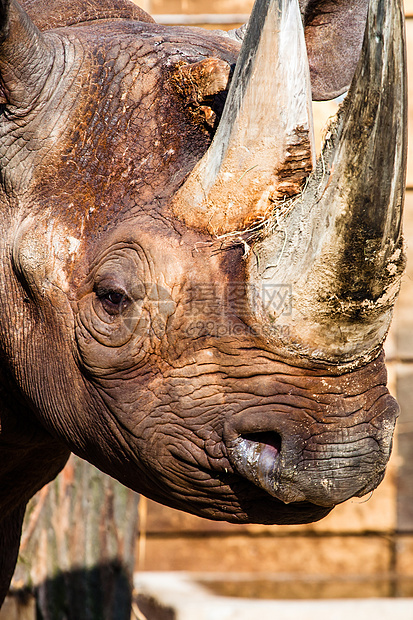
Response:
[96, 288, 130, 316]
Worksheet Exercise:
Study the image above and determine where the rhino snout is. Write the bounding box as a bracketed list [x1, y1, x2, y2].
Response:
[223, 402, 398, 508]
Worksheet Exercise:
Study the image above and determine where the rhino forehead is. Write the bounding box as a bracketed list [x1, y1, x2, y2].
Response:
[22, 24, 238, 220]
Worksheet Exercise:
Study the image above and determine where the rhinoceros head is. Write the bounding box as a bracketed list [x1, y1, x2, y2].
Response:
[0, 0, 406, 526]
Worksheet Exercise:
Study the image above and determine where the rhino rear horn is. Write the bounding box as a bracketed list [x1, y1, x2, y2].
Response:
[173, 0, 315, 235]
[0, 0, 53, 107]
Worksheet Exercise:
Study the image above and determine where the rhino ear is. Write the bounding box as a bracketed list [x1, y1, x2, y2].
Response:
[0, 0, 53, 107]
[302, 0, 369, 100]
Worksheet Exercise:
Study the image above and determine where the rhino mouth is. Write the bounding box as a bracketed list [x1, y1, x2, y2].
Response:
[240, 432, 282, 465]
[225, 429, 387, 508]
[223, 390, 396, 508]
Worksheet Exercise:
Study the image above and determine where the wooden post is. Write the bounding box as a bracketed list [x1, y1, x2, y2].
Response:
[10, 456, 140, 620]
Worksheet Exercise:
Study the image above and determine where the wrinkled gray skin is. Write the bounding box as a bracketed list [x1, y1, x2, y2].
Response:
[0, 0, 403, 605]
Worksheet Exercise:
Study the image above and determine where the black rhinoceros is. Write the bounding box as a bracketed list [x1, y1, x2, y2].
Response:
[0, 0, 407, 603]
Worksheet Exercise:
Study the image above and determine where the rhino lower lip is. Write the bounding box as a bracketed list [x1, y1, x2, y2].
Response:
[237, 432, 282, 476]
[226, 432, 297, 502]
[227, 434, 334, 506]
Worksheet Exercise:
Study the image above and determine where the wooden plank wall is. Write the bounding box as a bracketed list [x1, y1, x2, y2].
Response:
[139, 0, 253, 15]
[128, 0, 413, 584]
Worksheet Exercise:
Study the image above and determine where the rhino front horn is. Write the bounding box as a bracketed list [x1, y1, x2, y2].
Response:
[0, 0, 53, 107]
[173, 0, 315, 235]
[247, 0, 407, 367]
